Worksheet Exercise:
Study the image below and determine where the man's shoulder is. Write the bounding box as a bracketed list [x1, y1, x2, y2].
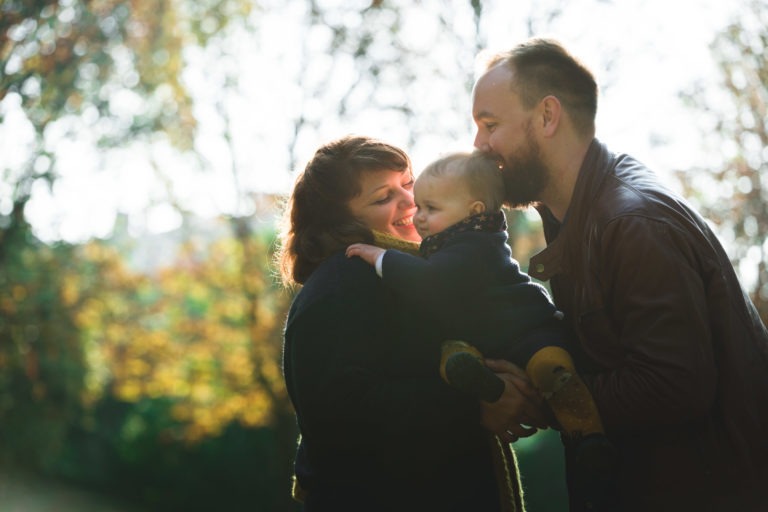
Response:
[581, 154, 716, 255]
[593, 154, 687, 222]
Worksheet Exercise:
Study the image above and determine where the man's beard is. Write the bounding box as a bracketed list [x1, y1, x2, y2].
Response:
[499, 128, 549, 209]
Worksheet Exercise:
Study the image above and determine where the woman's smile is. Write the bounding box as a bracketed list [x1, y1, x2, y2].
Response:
[393, 215, 414, 227]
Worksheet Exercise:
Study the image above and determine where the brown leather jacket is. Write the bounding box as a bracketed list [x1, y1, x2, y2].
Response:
[530, 139, 768, 511]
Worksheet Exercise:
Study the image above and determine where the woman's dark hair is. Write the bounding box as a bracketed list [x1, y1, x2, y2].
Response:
[277, 135, 411, 286]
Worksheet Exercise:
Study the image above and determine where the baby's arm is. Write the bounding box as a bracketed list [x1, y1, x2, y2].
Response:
[346, 243, 386, 268]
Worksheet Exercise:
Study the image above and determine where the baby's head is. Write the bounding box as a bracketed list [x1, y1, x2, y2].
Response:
[414, 151, 504, 238]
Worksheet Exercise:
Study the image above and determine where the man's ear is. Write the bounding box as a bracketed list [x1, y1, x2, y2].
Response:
[469, 201, 486, 215]
[539, 95, 562, 137]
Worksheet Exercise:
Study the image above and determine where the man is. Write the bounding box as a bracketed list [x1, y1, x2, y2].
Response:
[473, 37, 768, 512]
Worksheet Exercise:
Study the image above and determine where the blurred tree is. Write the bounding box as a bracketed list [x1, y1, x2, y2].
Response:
[181, 0, 490, 226]
[2, 0, 614, 238]
[67, 230, 290, 442]
[58, 226, 297, 510]
[0, 0, 252, 241]
[677, 0, 768, 323]
[0, 217, 85, 470]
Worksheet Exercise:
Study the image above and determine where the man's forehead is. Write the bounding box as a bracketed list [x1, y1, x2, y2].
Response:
[476, 65, 512, 94]
[473, 68, 519, 116]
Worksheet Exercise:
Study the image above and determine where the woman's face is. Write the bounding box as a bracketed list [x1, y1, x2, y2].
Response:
[347, 169, 421, 242]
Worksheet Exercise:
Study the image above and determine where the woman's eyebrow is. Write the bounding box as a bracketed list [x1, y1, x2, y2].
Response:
[362, 184, 390, 198]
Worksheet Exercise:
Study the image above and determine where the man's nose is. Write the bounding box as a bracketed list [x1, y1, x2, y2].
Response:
[474, 131, 489, 151]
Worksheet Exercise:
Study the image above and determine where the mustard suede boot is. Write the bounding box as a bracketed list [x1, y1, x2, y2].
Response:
[527, 346, 618, 511]
[439, 340, 505, 402]
[525, 346, 604, 437]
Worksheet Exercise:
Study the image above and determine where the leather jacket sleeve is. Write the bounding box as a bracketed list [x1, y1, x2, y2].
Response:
[578, 214, 718, 432]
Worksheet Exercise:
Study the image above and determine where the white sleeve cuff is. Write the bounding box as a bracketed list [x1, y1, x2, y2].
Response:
[375, 251, 386, 278]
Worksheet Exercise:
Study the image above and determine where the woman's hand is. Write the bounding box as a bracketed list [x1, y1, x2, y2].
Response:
[480, 359, 550, 443]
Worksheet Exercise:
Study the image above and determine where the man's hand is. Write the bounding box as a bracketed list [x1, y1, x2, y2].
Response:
[480, 359, 550, 443]
[346, 243, 385, 267]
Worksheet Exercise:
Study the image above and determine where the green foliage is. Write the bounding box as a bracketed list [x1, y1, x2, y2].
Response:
[515, 429, 569, 512]
[52, 396, 299, 512]
[0, 219, 86, 469]
[0, 216, 299, 510]
[50, 223, 298, 511]
[63, 225, 292, 440]
[505, 208, 546, 274]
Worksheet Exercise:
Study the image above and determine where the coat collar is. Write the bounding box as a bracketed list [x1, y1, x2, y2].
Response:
[419, 210, 507, 258]
[529, 138, 613, 281]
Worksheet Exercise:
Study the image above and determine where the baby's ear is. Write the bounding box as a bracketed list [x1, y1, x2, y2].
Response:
[469, 200, 486, 215]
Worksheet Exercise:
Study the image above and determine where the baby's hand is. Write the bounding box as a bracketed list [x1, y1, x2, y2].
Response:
[346, 243, 385, 267]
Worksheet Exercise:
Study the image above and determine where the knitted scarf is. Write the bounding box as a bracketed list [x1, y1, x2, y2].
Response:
[372, 230, 421, 256]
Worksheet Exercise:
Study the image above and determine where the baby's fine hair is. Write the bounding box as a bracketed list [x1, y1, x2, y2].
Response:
[420, 151, 505, 212]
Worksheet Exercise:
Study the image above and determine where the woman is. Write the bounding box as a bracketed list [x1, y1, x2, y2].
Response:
[278, 136, 524, 511]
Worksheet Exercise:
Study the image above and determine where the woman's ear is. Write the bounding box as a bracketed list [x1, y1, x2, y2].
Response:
[469, 201, 486, 215]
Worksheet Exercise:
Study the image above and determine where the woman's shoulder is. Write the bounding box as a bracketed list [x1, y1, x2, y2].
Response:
[307, 251, 380, 290]
[289, 251, 383, 320]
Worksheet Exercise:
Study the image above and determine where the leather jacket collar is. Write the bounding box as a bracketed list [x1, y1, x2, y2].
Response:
[529, 138, 610, 282]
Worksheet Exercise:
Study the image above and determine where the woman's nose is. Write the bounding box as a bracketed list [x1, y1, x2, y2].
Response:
[398, 191, 415, 208]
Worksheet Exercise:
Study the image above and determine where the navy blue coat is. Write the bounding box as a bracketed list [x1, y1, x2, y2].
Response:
[383, 225, 564, 366]
[283, 252, 503, 511]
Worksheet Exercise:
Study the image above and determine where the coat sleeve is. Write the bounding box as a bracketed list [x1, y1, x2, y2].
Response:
[382, 242, 485, 302]
[583, 215, 718, 432]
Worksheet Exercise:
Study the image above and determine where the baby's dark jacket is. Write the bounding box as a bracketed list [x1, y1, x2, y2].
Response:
[382, 214, 566, 366]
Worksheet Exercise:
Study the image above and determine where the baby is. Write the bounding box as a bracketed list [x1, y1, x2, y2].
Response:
[347, 151, 606, 442]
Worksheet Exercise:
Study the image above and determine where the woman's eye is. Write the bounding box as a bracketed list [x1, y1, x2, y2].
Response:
[373, 195, 391, 205]
[403, 179, 414, 189]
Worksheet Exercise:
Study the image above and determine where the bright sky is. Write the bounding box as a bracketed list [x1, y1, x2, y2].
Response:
[0, 0, 742, 243]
